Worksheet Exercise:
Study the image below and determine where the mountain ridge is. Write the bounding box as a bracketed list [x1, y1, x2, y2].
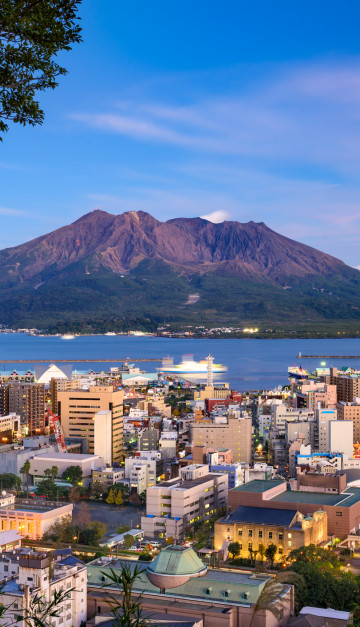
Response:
[0, 209, 359, 330]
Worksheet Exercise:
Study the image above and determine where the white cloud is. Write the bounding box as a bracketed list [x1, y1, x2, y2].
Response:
[200, 210, 231, 223]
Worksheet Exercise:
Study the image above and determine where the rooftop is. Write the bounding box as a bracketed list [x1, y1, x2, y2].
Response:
[271, 487, 360, 508]
[231, 479, 285, 493]
[87, 558, 274, 606]
[148, 546, 206, 577]
[224, 506, 298, 527]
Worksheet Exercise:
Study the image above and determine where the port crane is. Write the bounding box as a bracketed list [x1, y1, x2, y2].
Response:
[47, 409, 67, 453]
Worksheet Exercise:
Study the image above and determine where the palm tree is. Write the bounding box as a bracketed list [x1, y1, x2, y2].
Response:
[249, 571, 303, 627]
[101, 563, 148, 626]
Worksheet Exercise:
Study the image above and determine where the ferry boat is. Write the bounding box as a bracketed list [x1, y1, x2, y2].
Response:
[288, 366, 309, 379]
[61, 334, 75, 340]
[159, 355, 227, 375]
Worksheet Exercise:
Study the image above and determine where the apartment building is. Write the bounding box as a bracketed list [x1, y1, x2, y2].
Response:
[0, 385, 9, 415]
[290, 379, 337, 410]
[8, 383, 45, 434]
[50, 377, 82, 413]
[125, 451, 163, 493]
[91, 467, 125, 488]
[0, 552, 87, 627]
[0, 413, 20, 443]
[57, 385, 124, 464]
[190, 415, 252, 463]
[328, 367, 360, 402]
[271, 405, 315, 435]
[337, 400, 360, 444]
[214, 506, 327, 561]
[141, 464, 228, 539]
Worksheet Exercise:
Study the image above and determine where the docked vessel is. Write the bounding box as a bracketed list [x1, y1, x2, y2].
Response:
[159, 355, 227, 375]
[288, 366, 309, 379]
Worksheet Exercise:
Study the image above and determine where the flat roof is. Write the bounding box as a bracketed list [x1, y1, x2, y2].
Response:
[225, 506, 297, 527]
[271, 487, 360, 508]
[231, 480, 285, 493]
[32, 453, 101, 461]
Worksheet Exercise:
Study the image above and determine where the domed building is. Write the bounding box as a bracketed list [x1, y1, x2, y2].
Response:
[147, 544, 207, 591]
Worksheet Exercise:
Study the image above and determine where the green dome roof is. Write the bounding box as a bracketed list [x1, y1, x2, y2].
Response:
[148, 545, 206, 576]
[147, 545, 207, 591]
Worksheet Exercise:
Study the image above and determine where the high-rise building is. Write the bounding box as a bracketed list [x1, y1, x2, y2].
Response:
[57, 385, 124, 463]
[337, 400, 360, 445]
[50, 377, 82, 413]
[328, 367, 360, 402]
[190, 415, 252, 463]
[8, 383, 45, 434]
[0, 386, 9, 416]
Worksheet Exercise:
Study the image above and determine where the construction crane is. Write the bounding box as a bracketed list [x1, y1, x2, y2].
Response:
[47, 410, 67, 453]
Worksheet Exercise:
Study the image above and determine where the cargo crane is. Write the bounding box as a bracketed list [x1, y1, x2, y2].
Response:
[47, 410, 67, 453]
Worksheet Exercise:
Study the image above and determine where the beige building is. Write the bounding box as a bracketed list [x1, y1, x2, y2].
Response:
[328, 368, 360, 402]
[337, 400, 360, 444]
[57, 385, 124, 463]
[214, 506, 327, 561]
[141, 464, 228, 539]
[190, 415, 252, 463]
[0, 493, 73, 540]
[193, 384, 230, 401]
[50, 377, 82, 413]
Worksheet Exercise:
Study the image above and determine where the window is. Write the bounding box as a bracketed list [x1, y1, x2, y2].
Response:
[238, 529, 242, 536]
[279, 547, 283, 555]
[278, 533, 283, 540]
[336, 512, 342, 517]
[287, 533, 292, 539]
[248, 529, 253, 537]
[258, 530, 263, 538]
[248, 542, 252, 550]
[268, 531, 273, 539]
[288, 541, 292, 547]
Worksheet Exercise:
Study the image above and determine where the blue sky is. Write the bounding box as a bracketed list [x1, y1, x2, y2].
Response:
[2, 1, 360, 265]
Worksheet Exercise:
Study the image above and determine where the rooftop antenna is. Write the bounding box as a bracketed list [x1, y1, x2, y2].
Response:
[207, 354, 214, 387]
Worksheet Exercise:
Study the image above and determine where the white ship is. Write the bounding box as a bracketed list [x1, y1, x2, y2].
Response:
[158, 354, 227, 375]
[61, 334, 75, 340]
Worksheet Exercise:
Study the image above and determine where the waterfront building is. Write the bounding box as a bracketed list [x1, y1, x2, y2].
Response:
[57, 385, 124, 464]
[141, 464, 228, 539]
[214, 506, 327, 561]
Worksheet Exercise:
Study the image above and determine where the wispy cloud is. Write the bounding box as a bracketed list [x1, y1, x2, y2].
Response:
[70, 61, 360, 170]
[0, 206, 29, 217]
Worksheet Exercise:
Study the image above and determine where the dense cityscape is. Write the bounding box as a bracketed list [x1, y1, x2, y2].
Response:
[0, 354, 357, 624]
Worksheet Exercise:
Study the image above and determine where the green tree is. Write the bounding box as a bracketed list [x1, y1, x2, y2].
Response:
[116, 525, 130, 534]
[0, 0, 82, 139]
[249, 572, 303, 627]
[115, 490, 123, 506]
[106, 488, 115, 504]
[62, 465, 83, 485]
[228, 541, 240, 561]
[123, 534, 134, 549]
[265, 543, 277, 568]
[0, 473, 21, 491]
[20, 460, 30, 495]
[258, 543, 266, 562]
[101, 563, 148, 627]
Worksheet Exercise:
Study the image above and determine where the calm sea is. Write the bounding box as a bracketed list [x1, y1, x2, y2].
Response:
[1, 334, 360, 391]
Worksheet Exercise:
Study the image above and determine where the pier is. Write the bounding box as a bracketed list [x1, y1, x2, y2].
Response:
[0, 358, 162, 364]
[297, 354, 360, 359]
